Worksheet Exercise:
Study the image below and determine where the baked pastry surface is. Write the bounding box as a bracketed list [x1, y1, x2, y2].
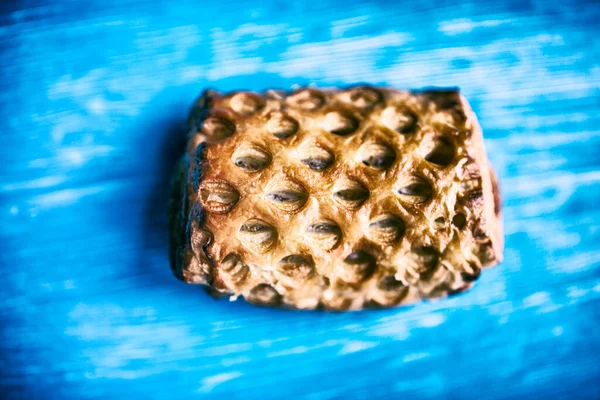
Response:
[169, 86, 503, 310]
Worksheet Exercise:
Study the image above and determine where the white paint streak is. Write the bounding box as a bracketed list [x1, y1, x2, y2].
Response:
[257, 340, 276, 348]
[523, 292, 551, 308]
[268, 346, 310, 357]
[286, 27, 303, 43]
[57, 145, 115, 166]
[179, 65, 205, 83]
[403, 352, 430, 362]
[206, 57, 264, 81]
[502, 170, 600, 194]
[552, 251, 600, 274]
[268, 33, 413, 81]
[1, 175, 67, 191]
[419, 313, 446, 328]
[198, 372, 242, 393]
[221, 357, 251, 367]
[538, 304, 562, 314]
[520, 292, 561, 313]
[331, 16, 369, 38]
[369, 322, 410, 341]
[499, 170, 600, 221]
[552, 326, 564, 337]
[207, 23, 287, 80]
[51, 114, 87, 143]
[567, 286, 588, 299]
[49, 69, 107, 99]
[487, 131, 599, 152]
[86, 96, 107, 115]
[338, 340, 377, 355]
[29, 186, 105, 208]
[67, 303, 204, 379]
[202, 344, 253, 357]
[486, 301, 514, 316]
[438, 18, 516, 36]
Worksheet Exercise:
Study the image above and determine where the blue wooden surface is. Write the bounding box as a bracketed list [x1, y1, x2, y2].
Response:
[1, 0, 600, 399]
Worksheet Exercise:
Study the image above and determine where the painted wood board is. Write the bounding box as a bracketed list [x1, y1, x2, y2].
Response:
[1, 0, 599, 398]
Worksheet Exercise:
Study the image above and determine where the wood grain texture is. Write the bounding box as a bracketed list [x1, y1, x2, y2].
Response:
[1, 0, 599, 399]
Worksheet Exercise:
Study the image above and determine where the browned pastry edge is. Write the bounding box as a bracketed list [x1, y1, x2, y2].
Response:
[169, 86, 504, 310]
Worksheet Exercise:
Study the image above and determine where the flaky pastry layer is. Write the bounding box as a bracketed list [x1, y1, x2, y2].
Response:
[169, 86, 503, 310]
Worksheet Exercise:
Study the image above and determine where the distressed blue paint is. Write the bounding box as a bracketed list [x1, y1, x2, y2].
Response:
[1, 0, 600, 399]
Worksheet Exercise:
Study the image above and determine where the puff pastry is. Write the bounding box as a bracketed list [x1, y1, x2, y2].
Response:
[169, 86, 503, 310]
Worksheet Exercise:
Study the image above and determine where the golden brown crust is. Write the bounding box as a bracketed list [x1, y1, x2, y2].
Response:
[171, 86, 503, 310]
